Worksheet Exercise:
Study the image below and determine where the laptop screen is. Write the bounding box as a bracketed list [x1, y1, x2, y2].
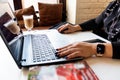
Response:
[0, 2, 23, 68]
[0, 12, 17, 42]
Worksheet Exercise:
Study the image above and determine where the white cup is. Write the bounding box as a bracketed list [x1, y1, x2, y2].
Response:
[4, 19, 20, 35]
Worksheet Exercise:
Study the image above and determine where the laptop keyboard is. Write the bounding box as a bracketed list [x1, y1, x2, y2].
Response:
[31, 34, 58, 63]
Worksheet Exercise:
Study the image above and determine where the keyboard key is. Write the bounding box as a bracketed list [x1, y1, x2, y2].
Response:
[31, 34, 57, 62]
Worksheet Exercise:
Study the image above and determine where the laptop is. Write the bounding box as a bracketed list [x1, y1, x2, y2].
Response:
[0, 2, 83, 69]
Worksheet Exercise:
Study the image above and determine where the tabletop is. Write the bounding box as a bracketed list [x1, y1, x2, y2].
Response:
[0, 30, 120, 80]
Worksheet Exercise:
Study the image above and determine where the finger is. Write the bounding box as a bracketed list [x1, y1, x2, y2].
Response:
[65, 23, 70, 26]
[57, 23, 70, 31]
[63, 30, 72, 34]
[58, 49, 72, 57]
[57, 25, 64, 31]
[67, 51, 81, 59]
[58, 48, 76, 57]
[60, 28, 69, 33]
[58, 26, 69, 33]
[57, 47, 68, 53]
[57, 44, 72, 50]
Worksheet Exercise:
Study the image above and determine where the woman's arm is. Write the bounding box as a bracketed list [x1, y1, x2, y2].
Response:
[57, 42, 113, 59]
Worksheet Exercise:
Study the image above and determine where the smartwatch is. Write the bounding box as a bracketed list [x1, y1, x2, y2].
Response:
[96, 44, 105, 56]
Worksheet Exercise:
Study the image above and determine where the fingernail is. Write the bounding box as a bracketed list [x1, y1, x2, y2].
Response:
[55, 52, 58, 54]
[56, 49, 59, 51]
[55, 53, 60, 57]
[66, 56, 70, 60]
[66, 56, 68, 59]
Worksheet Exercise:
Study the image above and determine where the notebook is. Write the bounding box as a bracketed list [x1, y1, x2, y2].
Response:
[0, 2, 83, 69]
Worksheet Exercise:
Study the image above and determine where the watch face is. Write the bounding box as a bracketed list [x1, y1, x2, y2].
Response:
[97, 44, 105, 54]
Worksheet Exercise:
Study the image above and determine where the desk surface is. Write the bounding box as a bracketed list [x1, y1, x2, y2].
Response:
[0, 30, 120, 80]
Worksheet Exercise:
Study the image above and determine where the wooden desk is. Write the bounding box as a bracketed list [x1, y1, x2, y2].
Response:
[0, 30, 120, 80]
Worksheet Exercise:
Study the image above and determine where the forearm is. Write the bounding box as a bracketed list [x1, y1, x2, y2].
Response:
[103, 43, 113, 58]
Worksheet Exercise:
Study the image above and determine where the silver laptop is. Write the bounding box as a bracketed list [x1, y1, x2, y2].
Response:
[0, 2, 83, 69]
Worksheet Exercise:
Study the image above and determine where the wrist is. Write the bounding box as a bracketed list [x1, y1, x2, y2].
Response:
[91, 43, 98, 56]
[103, 43, 112, 58]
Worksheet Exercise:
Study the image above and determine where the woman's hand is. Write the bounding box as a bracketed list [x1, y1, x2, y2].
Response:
[57, 23, 82, 34]
[57, 42, 97, 59]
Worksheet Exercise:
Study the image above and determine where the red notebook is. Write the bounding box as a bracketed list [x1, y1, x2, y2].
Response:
[28, 61, 99, 80]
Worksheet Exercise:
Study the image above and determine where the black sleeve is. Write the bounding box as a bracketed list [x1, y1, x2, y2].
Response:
[112, 42, 120, 59]
[79, 8, 105, 31]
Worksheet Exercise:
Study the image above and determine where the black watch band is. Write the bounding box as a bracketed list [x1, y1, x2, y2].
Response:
[97, 44, 105, 56]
